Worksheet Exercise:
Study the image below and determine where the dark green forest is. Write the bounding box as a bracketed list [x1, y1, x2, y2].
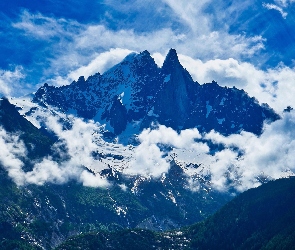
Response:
[56, 178, 295, 250]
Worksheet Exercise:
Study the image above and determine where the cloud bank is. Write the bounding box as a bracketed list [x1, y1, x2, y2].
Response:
[0, 107, 294, 193]
[0, 116, 110, 188]
[124, 111, 295, 192]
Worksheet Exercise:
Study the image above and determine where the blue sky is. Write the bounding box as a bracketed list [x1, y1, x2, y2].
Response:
[1, 0, 295, 111]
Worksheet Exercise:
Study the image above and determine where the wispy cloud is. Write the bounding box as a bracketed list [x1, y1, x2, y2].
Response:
[263, 0, 295, 18]
[9, 6, 266, 92]
[12, 10, 81, 40]
[263, 3, 288, 18]
[162, 0, 212, 35]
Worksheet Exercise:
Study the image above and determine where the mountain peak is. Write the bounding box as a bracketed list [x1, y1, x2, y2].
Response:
[162, 48, 181, 72]
[140, 50, 151, 57]
[115, 50, 155, 69]
[166, 48, 178, 59]
[122, 52, 137, 63]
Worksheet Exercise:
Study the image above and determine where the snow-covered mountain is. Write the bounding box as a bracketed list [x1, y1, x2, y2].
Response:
[9, 48, 287, 209]
[32, 49, 280, 138]
[4, 49, 295, 248]
[10, 49, 288, 197]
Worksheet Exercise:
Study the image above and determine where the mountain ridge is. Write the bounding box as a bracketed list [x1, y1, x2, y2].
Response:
[32, 49, 280, 138]
[0, 97, 54, 159]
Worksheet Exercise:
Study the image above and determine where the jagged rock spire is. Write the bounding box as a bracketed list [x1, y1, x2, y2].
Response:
[153, 49, 196, 129]
[162, 48, 182, 74]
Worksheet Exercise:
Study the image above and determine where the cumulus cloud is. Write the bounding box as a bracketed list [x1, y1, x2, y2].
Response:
[40, 115, 111, 187]
[0, 116, 110, 187]
[176, 55, 295, 113]
[205, 110, 295, 191]
[123, 111, 295, 192]
[125, 126, 203, 178]
[1, 106, 295, 193]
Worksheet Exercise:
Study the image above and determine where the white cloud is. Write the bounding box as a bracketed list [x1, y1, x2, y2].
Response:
[0, 66, 26, 97]
[24, 158, 75, 185]
[0, 128, 27, 185]
[126, 142, 169, 178]
[121, 110, 295, 192]
[43, 115, 111, 187]
[125, 126, 203, 178]
[49, 48, 134, 86]
[0, 115, 110, 187]
[11, 8, 266, 90]
[80, 170, 110, 188]
[263, 3, 288, 18]
[177, 55, 295, 113]
[205, 110, 295, 191]
[12, 10, 81, 40]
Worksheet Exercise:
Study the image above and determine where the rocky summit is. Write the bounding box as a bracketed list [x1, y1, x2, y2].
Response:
[33, 49, 280, 137]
